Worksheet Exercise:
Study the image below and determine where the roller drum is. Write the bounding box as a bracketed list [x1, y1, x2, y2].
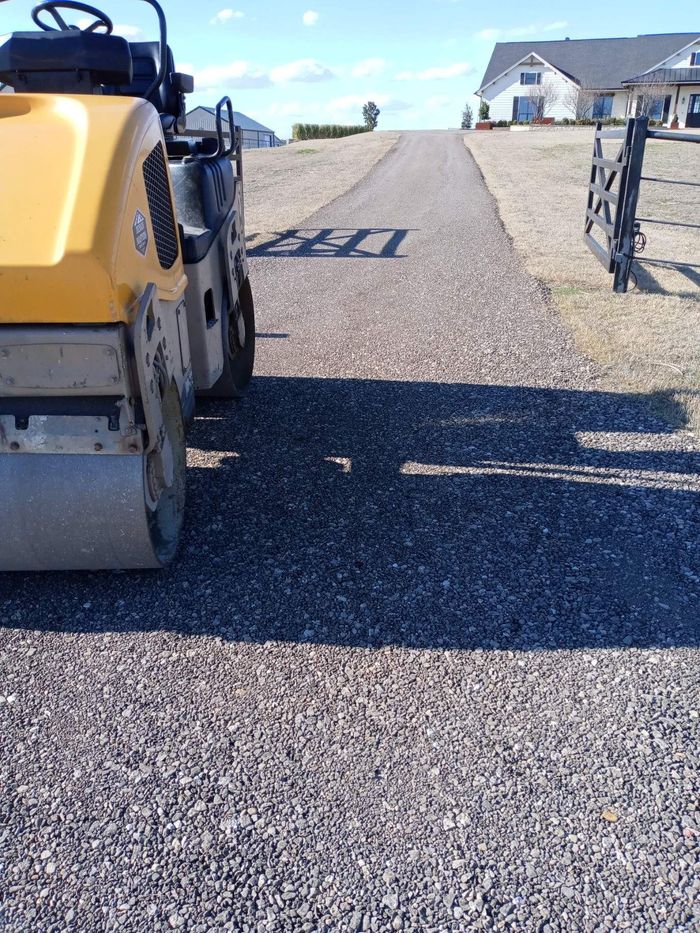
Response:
[0, 453, 167, 571]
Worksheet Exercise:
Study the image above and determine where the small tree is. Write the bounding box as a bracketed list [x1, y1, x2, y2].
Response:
[461, 103, 473, 130]
[527, 80, 559, 121]
[631, 74, 674, 122]
[563, 83, 597, 120]
[362, 101, 380, 131]
[478, 100, 490, 121]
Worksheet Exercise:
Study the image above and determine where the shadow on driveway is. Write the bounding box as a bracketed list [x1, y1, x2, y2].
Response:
[248, 228, 413, 259]
[2, 377, 698, 651]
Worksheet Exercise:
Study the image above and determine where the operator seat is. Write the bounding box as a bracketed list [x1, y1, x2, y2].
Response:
[0, 32, 191, 134]
[0, 29, 132, 92]
[105, 41, 192, 134]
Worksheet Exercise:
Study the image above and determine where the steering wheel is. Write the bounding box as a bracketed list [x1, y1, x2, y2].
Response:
[31, 1, 113, 34]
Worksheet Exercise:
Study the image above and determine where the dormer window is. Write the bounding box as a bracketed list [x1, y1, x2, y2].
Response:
[520, 72, 543, 85]
[691, 52, 700, 66]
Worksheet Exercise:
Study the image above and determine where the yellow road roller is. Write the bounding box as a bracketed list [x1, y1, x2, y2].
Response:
[0, 0, 255, 570]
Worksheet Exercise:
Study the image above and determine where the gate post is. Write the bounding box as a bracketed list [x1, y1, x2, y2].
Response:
[613, 116, 648, 292]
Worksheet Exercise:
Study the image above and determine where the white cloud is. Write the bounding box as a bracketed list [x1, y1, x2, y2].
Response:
[195, 60, 271, 90]
[476, 21, 568, 40]
[255, 100, 328, 129]
[194, 57, 335, 91]
[351, 58, 387, 79]
[76, 18, 140, 36]
[395, 62, 474, 81]
[114, 23, 141, 37]
[265, 101, 304, 117]
[210, 9, 245, 25]
[382, 98, 413, 113]
[302, 10, 319, 26]
[270, 58, 335, 83]
[327, 94, 411, 115]
[327, 94, 370, 112]
[425, 95, 452, 111]
[476, 28, 500, 40]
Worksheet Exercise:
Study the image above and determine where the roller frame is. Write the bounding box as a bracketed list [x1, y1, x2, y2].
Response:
[0, 285, 190, 571]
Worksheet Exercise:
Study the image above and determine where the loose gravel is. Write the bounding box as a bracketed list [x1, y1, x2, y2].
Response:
[243, 132, 399, 248]
[1, 131, 699, 932]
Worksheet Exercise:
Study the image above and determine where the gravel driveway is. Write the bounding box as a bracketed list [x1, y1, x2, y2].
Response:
[1, 132, 699, 932]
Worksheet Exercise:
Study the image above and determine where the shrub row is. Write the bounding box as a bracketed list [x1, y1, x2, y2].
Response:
[292, 123, 370, 140]
[558, 117, 627, 126]
[489, 117, 662, 129]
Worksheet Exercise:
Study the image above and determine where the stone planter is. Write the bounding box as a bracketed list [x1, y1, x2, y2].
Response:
[475, 122, 493, 131]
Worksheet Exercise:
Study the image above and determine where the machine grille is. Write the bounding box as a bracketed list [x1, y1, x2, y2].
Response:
[142, 145, 179, 270]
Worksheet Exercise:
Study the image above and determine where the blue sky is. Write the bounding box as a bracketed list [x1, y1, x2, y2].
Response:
[2, 0, 699, 135]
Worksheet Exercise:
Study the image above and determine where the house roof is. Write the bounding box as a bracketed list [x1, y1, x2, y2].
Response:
[477, 33, 700, 93]
[627, 66, 700, 86]
[187, 105, 274, 134]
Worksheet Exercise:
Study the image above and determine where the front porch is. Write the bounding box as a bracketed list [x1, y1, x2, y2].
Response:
[623, 70, 700, 128]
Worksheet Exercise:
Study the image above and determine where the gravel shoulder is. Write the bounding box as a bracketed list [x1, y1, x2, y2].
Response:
[465, 128, 700, 432]
[243, 132, 399, 246]
[1, 131, 698, 932]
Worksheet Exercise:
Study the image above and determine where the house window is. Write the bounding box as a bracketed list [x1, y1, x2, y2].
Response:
[520, 72, 542, 85]
[592, 94, 614, 119]
[691, 52, 700, 66]
[648, 95, 672, 122]
[512, 96, 542, 122]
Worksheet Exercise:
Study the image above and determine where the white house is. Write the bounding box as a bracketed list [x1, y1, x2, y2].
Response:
[476, 33, 700, 128]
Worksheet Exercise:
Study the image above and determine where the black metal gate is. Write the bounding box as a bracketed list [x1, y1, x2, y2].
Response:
[584, 116, 700, 292]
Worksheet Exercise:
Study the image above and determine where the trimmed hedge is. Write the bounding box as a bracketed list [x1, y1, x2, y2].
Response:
[292, 123, 370, 140]
[492, 117, 638, 128]
[489, 116, 662, 129]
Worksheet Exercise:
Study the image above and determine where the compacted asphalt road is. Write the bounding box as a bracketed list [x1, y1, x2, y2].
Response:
[1, 133, 699, 931]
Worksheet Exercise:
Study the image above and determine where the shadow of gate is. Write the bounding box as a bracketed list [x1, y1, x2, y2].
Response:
[248, 228, 413, 259]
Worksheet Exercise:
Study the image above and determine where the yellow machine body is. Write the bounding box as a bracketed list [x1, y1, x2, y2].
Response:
[0, 93, 187, 325]
[0, 14, 255, 572]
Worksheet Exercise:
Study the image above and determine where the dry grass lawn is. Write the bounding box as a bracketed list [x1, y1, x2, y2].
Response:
[466, 127, 700, 431]
[242, 132, 399, 246]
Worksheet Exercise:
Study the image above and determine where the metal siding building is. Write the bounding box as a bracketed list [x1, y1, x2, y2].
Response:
[186, 106, 285, 149]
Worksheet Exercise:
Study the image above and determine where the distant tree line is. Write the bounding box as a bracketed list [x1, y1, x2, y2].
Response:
[293, 123, 370, 140]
